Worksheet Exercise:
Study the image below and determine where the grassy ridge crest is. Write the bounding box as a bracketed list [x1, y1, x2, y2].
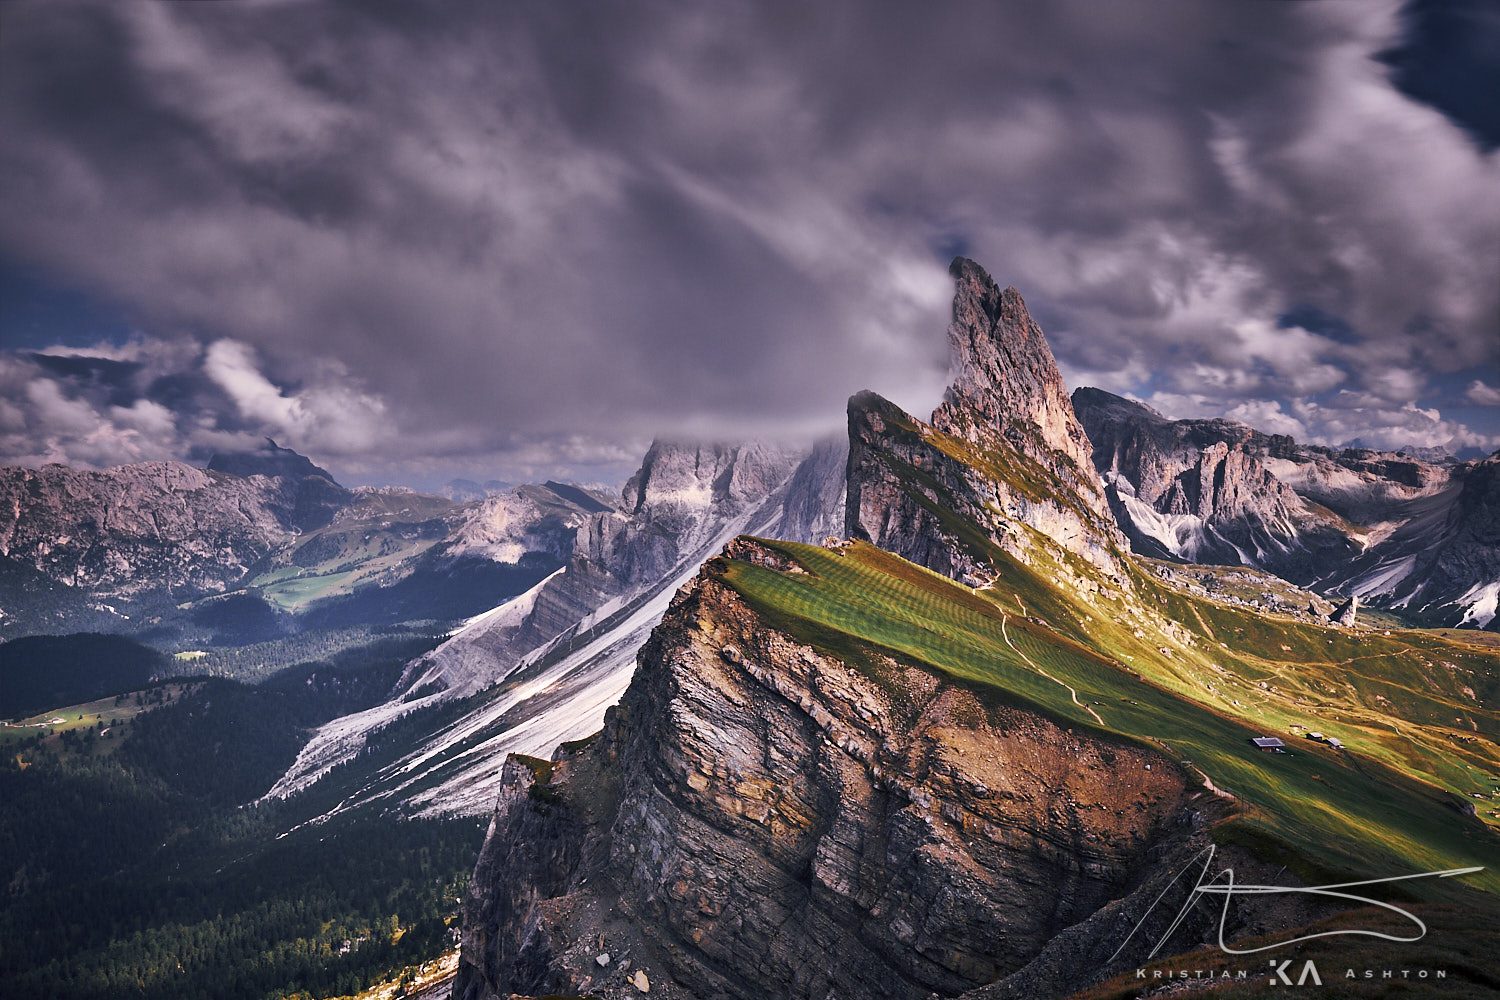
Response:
[717, 536, 1500, 903]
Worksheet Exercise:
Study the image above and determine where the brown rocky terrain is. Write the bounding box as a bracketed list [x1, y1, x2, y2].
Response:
[452, 555, 1212, 1000]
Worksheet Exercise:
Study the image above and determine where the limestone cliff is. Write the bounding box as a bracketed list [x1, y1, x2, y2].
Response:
[0, 462, 297, 599]
[452, 543, 1202, 1000]
[1327, 452, 1500, 628]
[271, 438, 848, 813]
[1071, 388, 1354, 576]
[1072, 388, 1500, 627]
[397, 438, 825, 699]
[940, 258, 1098, 483]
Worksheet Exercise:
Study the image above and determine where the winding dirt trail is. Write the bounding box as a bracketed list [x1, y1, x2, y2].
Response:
[1000, 613, 1105, 726]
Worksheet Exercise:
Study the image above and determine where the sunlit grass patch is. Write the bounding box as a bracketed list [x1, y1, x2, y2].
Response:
[717, 537, 1500, 903]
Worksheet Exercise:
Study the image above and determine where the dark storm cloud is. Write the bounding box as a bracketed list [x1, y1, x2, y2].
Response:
[0, 0, 1495, 483]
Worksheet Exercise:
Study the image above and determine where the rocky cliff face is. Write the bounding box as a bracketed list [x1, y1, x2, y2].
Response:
[846, 259, 1125, 588]
[205, 437, 351, 530]
[402, 439, 816, 698]
[453, 545, 1198, 1000]
[437, 485, 601, 567]
[1325, 453, 1500, 628]
[1072, 388, 1499, 628]
[940, 259, 1098, 481]
[608, 440, 805, 585]
[762, 434, 849, 546]
[0, 462, 297, 599]
[1263, 444, 1450, 526]
[270, 437, 849, 813]
[1071, 388, 1354, 576]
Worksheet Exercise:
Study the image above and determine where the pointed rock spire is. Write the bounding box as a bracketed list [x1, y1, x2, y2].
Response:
[937, 257, 1097, 477]
[1330, 595, 1359, 627]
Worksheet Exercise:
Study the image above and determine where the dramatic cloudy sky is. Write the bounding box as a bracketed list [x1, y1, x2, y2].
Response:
[1, 0, 1497, 488]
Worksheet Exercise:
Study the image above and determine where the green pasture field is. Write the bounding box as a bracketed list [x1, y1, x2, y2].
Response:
[0, 684, 192, 756]
[718, 537, 1500, 905]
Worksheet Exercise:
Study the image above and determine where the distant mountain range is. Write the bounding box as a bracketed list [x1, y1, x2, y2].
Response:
[0, 445, 615, 640]
[6, 381, 1490, 644]
[1073, 388, 1499, 628]
[264, 434, 848, 816]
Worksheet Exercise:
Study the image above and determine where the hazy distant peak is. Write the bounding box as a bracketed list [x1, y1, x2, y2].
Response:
[207, 438, 340, 487]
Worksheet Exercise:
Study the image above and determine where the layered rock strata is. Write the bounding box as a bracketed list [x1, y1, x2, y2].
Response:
[1072, 387, 1354, 575]
[0, 462, 298, 598]
[453, 546, 1196, 1000]
[1072, 388, 1500, 627]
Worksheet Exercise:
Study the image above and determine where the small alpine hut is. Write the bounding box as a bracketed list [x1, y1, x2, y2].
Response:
[1250, 736, 1287, 752]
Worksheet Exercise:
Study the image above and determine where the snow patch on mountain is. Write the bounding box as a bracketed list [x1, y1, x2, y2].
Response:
[1458, 581, 1498, 629]
[264, 437, 849, 815]
[1348, 554, 1420, 602]
[1117, 494, 1209, 561]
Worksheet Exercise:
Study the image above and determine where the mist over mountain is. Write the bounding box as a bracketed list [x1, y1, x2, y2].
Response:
[207, 438, 341, 486]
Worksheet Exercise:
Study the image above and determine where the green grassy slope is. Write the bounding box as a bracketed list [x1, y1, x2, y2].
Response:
[715, 536, 1500, 904]
[249, 491, 460, 611]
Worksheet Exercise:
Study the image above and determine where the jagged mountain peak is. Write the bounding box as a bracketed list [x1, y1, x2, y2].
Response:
[1073, 388, 1499, 627]
[207, 437, 341, 487]
[845, 261, 1125, 587]
[1070, 387, 1168, 425]
[939, 257, 1096, 476]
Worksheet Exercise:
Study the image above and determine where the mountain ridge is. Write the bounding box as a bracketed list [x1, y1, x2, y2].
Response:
[452, 258, 1500, 999]
[847, 265, 1126, 592]
[1072, 386, 1500, 628]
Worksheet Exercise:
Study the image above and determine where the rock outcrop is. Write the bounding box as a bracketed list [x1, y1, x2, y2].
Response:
[940, 259, 1097, 480]
[846, 259, 1126, 588]
[1071, 388, 1354, 576]
[1072, 389, 1500, 628]
[0, 462, 297, 600]
[453, 547, 1198, 1000]
[1329, 595, 1358, 627]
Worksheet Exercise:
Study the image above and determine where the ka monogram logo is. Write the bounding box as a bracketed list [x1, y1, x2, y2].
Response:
[1269, 959, 1322, 986]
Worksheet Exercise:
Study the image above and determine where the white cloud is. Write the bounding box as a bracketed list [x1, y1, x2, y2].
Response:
[1223, 400, 1308, 440]
[108, 398, 177, 440]
[203, 339, 390, 457]
[0, 1, 1495, 480]
[1465, 379, 1500, 406]
[1290, 396, 1497, 452]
